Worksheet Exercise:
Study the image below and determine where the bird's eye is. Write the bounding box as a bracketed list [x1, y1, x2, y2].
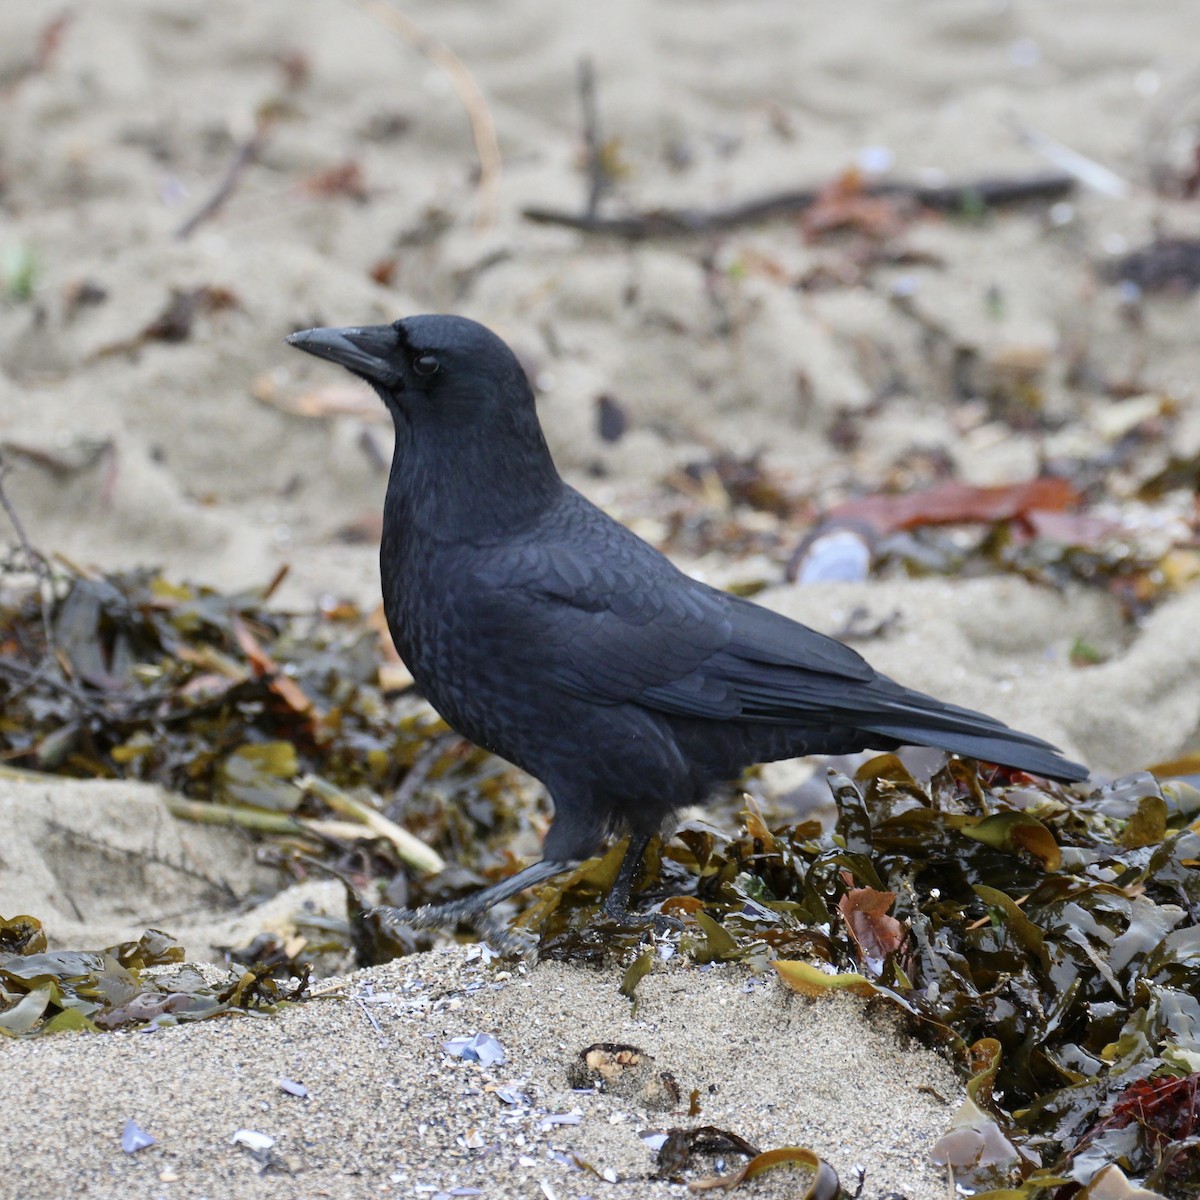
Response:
[413, 354, 440, 377]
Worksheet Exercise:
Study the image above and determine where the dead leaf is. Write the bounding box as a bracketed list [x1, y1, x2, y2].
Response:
[824, 477, 1081, 537]
[801, 167, 905, 242]
[837, 886, 904, 971]
[298, 161, 370, 203]
[230, 613, 313, 715]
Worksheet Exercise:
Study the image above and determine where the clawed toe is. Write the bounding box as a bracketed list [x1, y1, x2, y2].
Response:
[475, 913, 540, 958]
[600, 899, 683, 935]
[368, 902, 540, 959]
[371, 902, 450, 932]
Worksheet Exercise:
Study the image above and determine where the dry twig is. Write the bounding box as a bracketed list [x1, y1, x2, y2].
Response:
[0, 450, 55, 655]
[351, 0, 501, 231]
[0, 10, 73, 94]
[523, 173, 1075, 240]
[383, 733, 454, 821]
[577, 57, 609, 221]
[176, 115, 277, 240]
[0, 458, 120, 722]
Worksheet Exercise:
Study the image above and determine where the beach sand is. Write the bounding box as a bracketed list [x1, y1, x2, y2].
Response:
[2, 2, 1199, 1195]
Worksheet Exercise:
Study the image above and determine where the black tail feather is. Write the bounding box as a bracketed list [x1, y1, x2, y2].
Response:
[864, 719, 1087, 783]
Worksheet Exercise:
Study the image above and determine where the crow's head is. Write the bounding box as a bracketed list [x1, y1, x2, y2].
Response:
[286, 314, 559, 530]
[286, 314, 535, 432]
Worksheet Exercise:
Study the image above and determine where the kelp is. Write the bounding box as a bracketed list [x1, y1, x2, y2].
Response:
[655, 451, 1199, 616]
[2, 565, 438, 801]
[0, 918, 308, 1035]
[0, 562, 542, 926]
[654, 1123, 841, 1198]
[526, 756, 1200, 1197]
[2, 564, 1197, 1191]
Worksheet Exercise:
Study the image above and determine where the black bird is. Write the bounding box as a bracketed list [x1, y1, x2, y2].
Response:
[286, 315, 1087, 928]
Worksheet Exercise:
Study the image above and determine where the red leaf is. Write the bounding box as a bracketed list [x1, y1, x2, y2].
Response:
[837, 886, 905, 970]
[825, 477, 1081, 537]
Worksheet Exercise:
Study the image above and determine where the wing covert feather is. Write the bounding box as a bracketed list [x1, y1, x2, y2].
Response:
[467, 523, 884, 723]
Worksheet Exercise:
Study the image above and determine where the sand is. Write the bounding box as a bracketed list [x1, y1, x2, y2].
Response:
[2, 1, 1200, 1196]
[0, 945, 962, 1200]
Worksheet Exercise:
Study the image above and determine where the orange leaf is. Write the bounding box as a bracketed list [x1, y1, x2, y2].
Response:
[230, 614, 313, 715]
[837, 887, 905, 968]
[824, 477, 1081, 538]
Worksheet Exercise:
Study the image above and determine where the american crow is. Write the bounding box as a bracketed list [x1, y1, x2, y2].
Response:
[287, 315, 1086, 928]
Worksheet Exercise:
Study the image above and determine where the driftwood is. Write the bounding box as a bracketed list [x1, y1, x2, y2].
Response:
[523, 172, 1075, 240]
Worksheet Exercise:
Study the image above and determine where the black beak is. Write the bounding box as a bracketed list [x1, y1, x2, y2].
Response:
[285, 324, 398, 383]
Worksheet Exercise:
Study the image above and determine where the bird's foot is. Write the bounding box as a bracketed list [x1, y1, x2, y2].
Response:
[475, 912, 540, 960]
[600, 897, 683, 936]
[370, 900, 467, 933]
[369, 902, 540, 960]
[367, 857, 577, 954]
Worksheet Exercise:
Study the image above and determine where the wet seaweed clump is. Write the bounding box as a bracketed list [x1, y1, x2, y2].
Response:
[0, 918, 308, 1036]
[526, 756, 1200, 1199]
[0, 560, 546, 961]
[2, 560, 1197, 1194]
[655, 450, 1200, 619]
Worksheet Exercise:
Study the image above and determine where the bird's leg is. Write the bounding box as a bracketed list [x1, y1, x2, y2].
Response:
[602, 831, 652, 922]
[602, 831, 681, 932]
[370, 856, 576, 934]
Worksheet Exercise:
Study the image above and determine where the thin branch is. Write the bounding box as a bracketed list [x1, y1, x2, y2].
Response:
[383, 732, 452, 821]
[523, 173, 1076, 240]
[176, 115, 275, 240]
[577, 57, 607, 221]
[0, 450, 55, 657]
[0, 473, 177, 720]
[351, 0, 501, 231]
[0, 11, 73, 95]
[0, 658, 107, 719]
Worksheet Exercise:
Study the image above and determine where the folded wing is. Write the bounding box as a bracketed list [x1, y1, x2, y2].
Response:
[476, 512, 1085, 782]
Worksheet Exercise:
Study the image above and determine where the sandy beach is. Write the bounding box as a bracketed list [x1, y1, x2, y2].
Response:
[2, 2, 1199, 1196]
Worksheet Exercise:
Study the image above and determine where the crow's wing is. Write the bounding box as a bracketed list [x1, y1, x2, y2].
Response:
[469, 513, 881, 723]
[468, 498, 1085, 781]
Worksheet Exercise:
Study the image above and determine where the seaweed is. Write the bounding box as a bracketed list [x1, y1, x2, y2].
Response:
[654, 1124, 840, 1198]
[1, 557, 1196, 1192]
[0, 558, 542, 948]
[527, 756, 1200, 1198]
[0, 918, 308, 1035]
[653, 442, 1198, 618]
